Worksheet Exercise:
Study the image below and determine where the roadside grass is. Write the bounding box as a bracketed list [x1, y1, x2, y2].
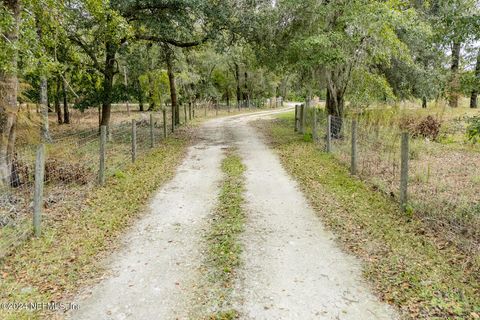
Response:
[254, 115, 479, 319]
[300, 103, 479, 258]
[0, 135, 189, 320]
[198, 150, 245, 320]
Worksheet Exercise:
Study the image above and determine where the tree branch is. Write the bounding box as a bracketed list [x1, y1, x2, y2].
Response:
[68, 35, 104, 74]
[136, 33, 209, 48]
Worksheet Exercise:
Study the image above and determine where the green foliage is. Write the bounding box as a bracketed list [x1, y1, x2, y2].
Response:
[0, 4, 17, 73]
[466, 116, 480, 143]
[139, 69, 170, 109]
[347, 68, 396, 107]
[460, 69, 480, 95]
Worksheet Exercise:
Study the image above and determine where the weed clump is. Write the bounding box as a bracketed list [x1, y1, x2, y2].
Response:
[400, 115, 441, 141]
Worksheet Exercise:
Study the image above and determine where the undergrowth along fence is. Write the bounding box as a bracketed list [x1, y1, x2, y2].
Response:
[0, 112, 170, 258]
[294, 104, 479, 255]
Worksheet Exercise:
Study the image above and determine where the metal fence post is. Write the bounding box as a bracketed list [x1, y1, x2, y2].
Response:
[400, 132, 409, 212]
[99, 125, 107, 185]
[312, 108, 318, 142]
[163, 109, 167, 139]
[131, 119, 137, 163]
[33, 144, 45, 237]
[351, 120, 358, 175]
[150, 113, 155, 148]
[326, 115, 332, 153]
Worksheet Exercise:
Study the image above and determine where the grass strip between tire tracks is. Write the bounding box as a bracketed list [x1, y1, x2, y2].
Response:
[201, 149, 246, 320]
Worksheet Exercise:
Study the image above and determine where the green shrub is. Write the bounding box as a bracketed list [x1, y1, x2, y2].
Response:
[466, 116, 480, 144]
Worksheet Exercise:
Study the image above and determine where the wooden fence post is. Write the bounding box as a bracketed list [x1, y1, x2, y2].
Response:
[162, 109, 167, 139]
[131, 119, 137, 163]
[312, 108, 318, 142]
[400, 132, 409, 212]
[99, 125, 107, 185]
[326, 115, 332, 153]
[351, 120, 358, 175]
[184, 103, 188, 124]
[294, 105, 299, 132]
[33, 144, 45, 237]
[150, 113, 155, 148]
[300, 104, 306, 134]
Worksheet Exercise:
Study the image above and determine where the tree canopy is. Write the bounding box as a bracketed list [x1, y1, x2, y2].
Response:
[0, 0, 479, 183]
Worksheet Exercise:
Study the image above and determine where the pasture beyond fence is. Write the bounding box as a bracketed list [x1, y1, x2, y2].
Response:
[294, 104, 479, 255]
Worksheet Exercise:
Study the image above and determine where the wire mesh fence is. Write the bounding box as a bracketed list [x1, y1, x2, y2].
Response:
[295, 104, 479, 254]
[0, 112, 174, 258]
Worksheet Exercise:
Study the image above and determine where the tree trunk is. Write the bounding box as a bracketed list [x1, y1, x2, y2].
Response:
[422, 96, 427, 109]
[100, 41, 116, 128]
[55, 77, 63, 124]
[470, 49, 479, 109]
[449, 41, 461, 108]
[62, 77, 69, 124]
[280, 77, 288, 102]
[306, 87, 312, 109]
[166, 48, 179, 126]
[0, 0, 20, 187]
[244, 71, 249, 108]
[138, 81, 144, 112]
[235, 62, 241, 109]
[147, 72, 155, 111]
[326, 86, 345, 138]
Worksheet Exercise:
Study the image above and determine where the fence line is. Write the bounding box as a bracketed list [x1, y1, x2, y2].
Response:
[294, 106, 479, 254]
[0, 111, 178, 257]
